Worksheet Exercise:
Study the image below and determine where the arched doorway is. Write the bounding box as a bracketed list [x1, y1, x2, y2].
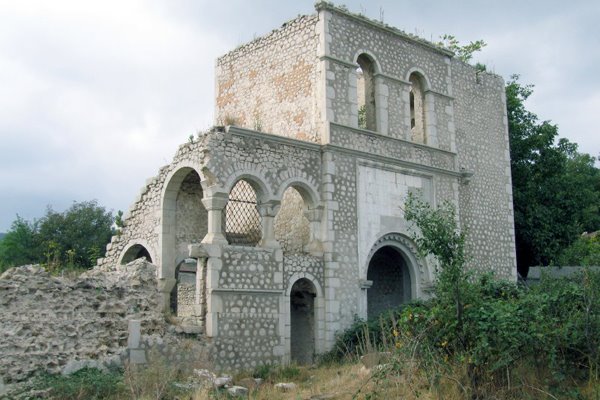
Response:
[367, 246, 412, 318]
[290, 278, 316, 364]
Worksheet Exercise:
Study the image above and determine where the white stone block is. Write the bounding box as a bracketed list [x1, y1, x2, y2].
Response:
[127, 320, 141, 349]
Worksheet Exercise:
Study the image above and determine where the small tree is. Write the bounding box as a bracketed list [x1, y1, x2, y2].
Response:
[0, 216, 40, 272]
[0, 200, 114, 272]
[404, 194, 468, 346]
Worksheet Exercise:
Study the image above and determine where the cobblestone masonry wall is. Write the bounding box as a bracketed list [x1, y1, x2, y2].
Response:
[215, 15, 321, 142]
[99, 134, 211, 271]
[452, 63, 517, 278]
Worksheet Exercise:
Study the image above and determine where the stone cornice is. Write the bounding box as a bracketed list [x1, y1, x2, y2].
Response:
[225, 125, 321, 152]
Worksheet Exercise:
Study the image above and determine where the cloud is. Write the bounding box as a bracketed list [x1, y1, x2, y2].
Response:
[0, 0, 598, 231]
[0, 0, 228, 229]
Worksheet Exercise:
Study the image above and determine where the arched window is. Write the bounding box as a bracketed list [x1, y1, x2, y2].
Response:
[223, 179, 262, 246]
[409, 72, 426, 143]
[357, 54, 377, 131]
[274, 186, 310, 253]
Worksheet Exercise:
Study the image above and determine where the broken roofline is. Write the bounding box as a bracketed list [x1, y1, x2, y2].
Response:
[217, 1, 455, 64]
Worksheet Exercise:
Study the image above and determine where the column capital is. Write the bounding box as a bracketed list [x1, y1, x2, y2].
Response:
[201, 192, 228, 211]
[257, 200, 281, 218]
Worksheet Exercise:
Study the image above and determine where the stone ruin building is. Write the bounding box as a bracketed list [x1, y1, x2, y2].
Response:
[98, 2, 517, 370]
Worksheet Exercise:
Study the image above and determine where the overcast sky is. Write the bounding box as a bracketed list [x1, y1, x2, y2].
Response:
[1, 0, 598, 232]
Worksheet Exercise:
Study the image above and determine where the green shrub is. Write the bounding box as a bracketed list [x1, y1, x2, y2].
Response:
[32, 367, 125, 400]
[329, 196, 600, 397]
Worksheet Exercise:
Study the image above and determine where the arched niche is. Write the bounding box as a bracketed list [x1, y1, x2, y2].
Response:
[120, 243, 153, 264]
[160, 167, 207, 280]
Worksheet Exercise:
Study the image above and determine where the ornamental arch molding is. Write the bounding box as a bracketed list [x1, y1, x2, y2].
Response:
[352, 49, 383, 74]
[405, 67, 432, 91]
[364, 232, 431, 301]
[222, 169, 274, 204]
[274, 176, 320, 210]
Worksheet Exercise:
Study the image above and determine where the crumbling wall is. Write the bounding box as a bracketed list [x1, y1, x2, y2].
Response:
[99, 133, 211, 270]
[0, 261, 166, 383]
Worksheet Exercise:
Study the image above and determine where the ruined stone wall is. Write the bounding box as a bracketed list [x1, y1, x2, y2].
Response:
[0, 261, 165, 383]
[452, 64, 517, 279]
[100, 171, 164, 268]
[100, 134, 211, 271]
[215, 15, 321, 143]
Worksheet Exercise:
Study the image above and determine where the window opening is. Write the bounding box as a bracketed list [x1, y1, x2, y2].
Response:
[222, 179, 262, 246]
[357, 54, 376, 130]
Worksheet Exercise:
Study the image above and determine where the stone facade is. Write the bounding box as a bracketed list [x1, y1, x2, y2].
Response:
[98, 2, 516, 371]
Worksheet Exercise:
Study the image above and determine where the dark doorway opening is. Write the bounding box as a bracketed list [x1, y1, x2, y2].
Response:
[367, 246, 411, 318]
[290, 278, 316, 364]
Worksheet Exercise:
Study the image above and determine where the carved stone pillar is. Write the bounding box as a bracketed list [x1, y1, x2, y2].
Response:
[258, 201, 281, 249]
[201, 192, 229, 245]
[304, 206, 324, 255]
[189, 244, 209, 328]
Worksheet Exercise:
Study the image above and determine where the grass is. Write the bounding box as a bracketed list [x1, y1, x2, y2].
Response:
[10, 357, 600, 399]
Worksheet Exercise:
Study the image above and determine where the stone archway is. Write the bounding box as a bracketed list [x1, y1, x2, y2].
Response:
[120, 244, 153, 264]
[367, 246, 412, 318]
[290, 278, 317, 364]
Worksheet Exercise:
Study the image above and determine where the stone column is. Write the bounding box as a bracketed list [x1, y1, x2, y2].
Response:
[258, 201, 281, 249]
[347, 66, 359, 128]
[189, 244, 209, 329]
[374, 74, 389, 135]
[201, 192, 229, 245]
[303, 206, 324, 255]
[424, 91, 438, 147]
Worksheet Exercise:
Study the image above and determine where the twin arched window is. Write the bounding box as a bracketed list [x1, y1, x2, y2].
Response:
[354, 53, 429, 145]
[222, 179, 313, 252]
